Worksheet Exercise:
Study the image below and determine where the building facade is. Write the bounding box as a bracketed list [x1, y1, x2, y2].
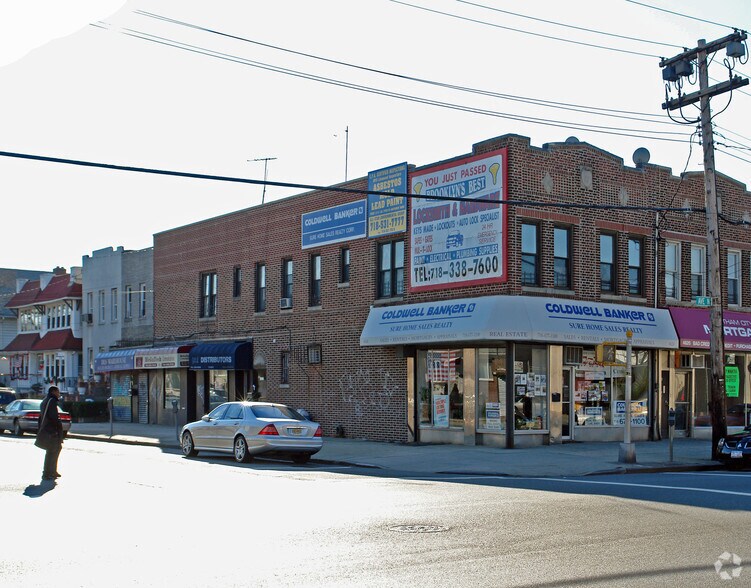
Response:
[2, 267, 83, 395]
[150, 133, 750, 445]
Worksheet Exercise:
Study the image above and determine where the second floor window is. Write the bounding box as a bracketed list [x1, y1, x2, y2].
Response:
[111, 288, 118, 321]
[553, 226, 571, 289]
[691, 244, 706, 297]
[665, 241, 681, 300]
[310, 254, 321, 306]
[728, 250, 741, 306]
[340, 247, 350, 283]
[600, 233, 615, 293]
[521, 223, 539, 286]
[255, 263, 266, 312]
[628, 237, 643, 295]
[233, 266, 242, 298]
[139, 283, 147, 317]
[200, 272, 217, 318]
[282, 259, 293, 301]
[98, 290, 105, 323]
[378, 240, 404, 298]
[125, 286, 133, 319]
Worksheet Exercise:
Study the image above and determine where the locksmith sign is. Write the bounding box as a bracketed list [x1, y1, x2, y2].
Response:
[409, 148, 507, 292]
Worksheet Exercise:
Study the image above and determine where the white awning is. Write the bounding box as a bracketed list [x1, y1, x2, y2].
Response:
[360, 295, 678, 349]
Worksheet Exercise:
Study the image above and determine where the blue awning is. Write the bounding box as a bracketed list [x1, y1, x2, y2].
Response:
[189, 341, 253, 370]
[94, 349, 136, 372]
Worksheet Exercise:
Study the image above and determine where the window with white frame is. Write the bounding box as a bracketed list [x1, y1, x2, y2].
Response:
[690, 244, 706, 297]
[727, 250, 741, 306]
[139, 283, 147, 317]
[665, 241, 681, 300]
[111, 288, 118, 321]
[98, 290, 105, 323]
[125, 285, 133, 319]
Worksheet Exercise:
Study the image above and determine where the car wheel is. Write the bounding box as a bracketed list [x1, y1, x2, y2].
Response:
[13, 421, 23, 436]
[292, 453, 311, 464]
[234, 435, 252, 463]
[181, 431, 198, 457]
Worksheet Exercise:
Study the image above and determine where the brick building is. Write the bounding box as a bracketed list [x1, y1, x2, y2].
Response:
[151, 134, 751, 445]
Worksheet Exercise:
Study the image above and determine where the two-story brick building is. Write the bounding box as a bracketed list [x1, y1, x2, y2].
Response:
[146, 133, 750, 446]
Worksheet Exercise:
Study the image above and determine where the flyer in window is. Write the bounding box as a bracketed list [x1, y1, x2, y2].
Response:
[485, 402, 502, 430]
[433, 394, 449, 428]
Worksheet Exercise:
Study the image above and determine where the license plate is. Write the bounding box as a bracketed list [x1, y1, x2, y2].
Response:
[731, 450, 743, 459]
[287, 427, 303, 436]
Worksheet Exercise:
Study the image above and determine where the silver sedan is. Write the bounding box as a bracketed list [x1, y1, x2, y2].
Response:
[180, 401, 323, 464]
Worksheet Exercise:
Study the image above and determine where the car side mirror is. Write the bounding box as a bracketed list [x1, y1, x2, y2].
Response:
[201, 415, 210, 422]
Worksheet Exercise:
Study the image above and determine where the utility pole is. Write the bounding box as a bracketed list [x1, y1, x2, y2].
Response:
[249, 157, 277, 204]
[660, 31, 748, 459]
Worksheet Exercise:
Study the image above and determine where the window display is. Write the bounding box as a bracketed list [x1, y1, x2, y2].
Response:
[477, 347, 507, 431]
[417, 349, 463, 428]
[514, 345, 548, 430]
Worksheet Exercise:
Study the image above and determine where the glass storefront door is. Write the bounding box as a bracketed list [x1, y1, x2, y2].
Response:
[562, 367, 572, 439]
[674, 371, 691, 436]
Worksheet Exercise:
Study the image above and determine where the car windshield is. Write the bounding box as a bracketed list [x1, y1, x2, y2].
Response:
[21, 400, 42, 410]
[251, 405, 304, 420]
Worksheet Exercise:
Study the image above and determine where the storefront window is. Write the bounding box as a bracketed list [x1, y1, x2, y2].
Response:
[210, 370, 228, 410]
[416, 349, 463, 428]
[514, 345, 548, 430]
[164, 370, 181, 409]
[477, 347, 507, 431]
[574, 348, 649, 426]
[723, 354, 748, 428]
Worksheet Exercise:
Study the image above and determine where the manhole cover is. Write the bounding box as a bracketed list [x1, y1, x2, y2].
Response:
[389, 524, 449, 534]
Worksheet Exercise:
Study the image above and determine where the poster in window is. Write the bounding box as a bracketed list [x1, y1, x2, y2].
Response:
[433, 394, 449, 428]
[485, 402, 502, 430]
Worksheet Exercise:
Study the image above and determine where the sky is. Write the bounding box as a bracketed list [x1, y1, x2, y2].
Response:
[0, 0, 749, 271]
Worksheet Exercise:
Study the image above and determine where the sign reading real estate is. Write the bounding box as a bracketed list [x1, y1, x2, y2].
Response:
[367, 162, 408, 237]
[725, 365, 740, 398]
[409, 149, 507, 292]
[301, 200, 367, 249]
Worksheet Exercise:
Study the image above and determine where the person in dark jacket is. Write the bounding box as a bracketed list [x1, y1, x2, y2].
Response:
[38, 385, 63, 480]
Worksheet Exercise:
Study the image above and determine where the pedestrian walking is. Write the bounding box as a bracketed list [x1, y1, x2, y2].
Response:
[36, 385, 63, 481]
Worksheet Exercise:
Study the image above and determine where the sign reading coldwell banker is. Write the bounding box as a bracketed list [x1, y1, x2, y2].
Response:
[368, 162, 408, 237]
[301, 200, 367, 249]
[410, 149, 507, 292]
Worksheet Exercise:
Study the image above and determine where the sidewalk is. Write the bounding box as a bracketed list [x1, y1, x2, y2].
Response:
[67, 421, 723, 477]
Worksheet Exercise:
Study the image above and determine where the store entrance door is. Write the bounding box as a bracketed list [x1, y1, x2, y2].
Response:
[562, 367, 572, 440]
[674, 371, 692, 437]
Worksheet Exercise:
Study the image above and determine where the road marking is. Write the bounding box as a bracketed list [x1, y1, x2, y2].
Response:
[425, 475, 751, 498]
[665, 471, 751, 478]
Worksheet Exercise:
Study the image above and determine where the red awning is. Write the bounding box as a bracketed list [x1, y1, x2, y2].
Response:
[2, 333, 41, 352]
[31, 329, 82, 351]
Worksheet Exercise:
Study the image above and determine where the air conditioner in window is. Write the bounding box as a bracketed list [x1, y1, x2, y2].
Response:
[279, 298, 293, 310]
[690, 354, 706, 369]
[82, 313, 93, 324]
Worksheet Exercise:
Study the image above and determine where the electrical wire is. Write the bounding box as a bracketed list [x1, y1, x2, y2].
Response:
[457, 0, 684, 49]
[133, 10, 674, 125]
[98, 24, 693, 143]
[0, 149, 706, 214]
[390, 0, 663, 58]
[624, 0, 737, 30]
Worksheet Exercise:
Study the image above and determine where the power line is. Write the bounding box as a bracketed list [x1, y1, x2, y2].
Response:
[98, 24, 693, 144]
[0, 149, 705, 214]
[457, 0, 684, 49]
[624, 0, 738, 30]
[390, 0, 663, 58]
[133, 10, 674, 125]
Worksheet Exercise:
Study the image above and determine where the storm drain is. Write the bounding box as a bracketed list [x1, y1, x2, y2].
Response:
[389, 524, 450, 534]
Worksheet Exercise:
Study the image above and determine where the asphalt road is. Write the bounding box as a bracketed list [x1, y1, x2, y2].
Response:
[1, 435, 749, 587]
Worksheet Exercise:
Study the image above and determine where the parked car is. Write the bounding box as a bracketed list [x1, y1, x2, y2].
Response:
[180, 401, 322, 464]
[695, 403, 751, 428]
[0, 388, 16, 411]
[0, 398, 72, 437]
[717, 425, 751, 468]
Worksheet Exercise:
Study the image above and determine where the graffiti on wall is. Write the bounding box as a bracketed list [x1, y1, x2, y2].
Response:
[337, 368, 402, 418]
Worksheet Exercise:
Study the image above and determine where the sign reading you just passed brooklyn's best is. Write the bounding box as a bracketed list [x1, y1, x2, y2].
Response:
[409, 148, 507, 292]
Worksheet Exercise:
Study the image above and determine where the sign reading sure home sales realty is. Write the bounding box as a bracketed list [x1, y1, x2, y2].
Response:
[409, 149, 507, 292]
[301, 200, 367, 249]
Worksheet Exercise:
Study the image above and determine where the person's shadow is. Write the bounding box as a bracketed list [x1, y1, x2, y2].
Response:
[23, 479, 56, 498]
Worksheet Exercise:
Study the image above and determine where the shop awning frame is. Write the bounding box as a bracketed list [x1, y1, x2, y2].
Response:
[189, 341, 253, 370]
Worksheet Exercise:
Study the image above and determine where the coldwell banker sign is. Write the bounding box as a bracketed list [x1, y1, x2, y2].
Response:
[301, 200, 367, 249]
[410, 149, 507, 292]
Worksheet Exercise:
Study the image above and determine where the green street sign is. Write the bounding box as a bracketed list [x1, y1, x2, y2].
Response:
[695, 296, 712, 307]
[725, 365, 740, 398]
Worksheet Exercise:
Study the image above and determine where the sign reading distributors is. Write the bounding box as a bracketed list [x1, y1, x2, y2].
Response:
[410, 149, 507, 292]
